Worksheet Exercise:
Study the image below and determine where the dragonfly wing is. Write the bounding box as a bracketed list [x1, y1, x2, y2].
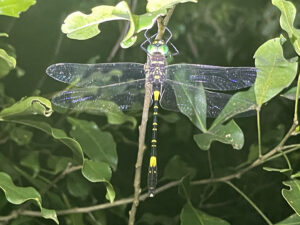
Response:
[46, 63, 145, 87]
[160, 80, 254, 118]
[166, 64, 257, 91]
[51, 79, 146, 114]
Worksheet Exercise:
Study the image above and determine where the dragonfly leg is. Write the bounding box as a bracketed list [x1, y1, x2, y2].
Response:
[140, 39, 149, 53]
[170, 42, 179, 56]
[165, 27, 172, 44]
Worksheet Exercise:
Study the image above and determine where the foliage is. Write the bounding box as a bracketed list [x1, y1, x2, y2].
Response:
[0, 0, 300, 225]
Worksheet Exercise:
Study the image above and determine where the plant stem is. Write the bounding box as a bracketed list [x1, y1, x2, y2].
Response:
[225, 181, 273, 225]
[156, 6, 176, 41]
[256, 107, 262, 157]
[128, 82, 152, 225]
[2, 145, 300, 221]
[294, 71, 300, 122]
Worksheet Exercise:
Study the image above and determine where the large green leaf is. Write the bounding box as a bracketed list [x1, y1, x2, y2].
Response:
[0, 172, 58, 224]
[282, 180, 300, 216]
[180, 203, 230, 225]
[254, 36, 298, 107]
[61, 1, 165, 48]
[0, 97, 52, 119]
[194, 120, 244, 150]
[276, 214, 300, 224]
[146, 0, 197, 12]
[82, 159, 115, 202]
[272, 0, 300, 55]
[0, 48, 16, 79]
[212, 87, 257, 128]
[2, 118, 84, 164]
[68, 117, 118, 170]
[67, 172, 91, 198]
[9, 126, 33, 146]
[0, 0, 36, 17]
[172, 75, 206, 132]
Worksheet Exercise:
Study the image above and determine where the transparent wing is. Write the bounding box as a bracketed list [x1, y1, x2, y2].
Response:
[51, 79, 146, 114]
[160, 80, 254, 118]
[166, 64, 257, 91]
[46, 63, 145, 87]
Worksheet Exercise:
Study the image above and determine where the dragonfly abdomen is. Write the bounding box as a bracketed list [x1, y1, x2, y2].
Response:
[148, 89, 160, 197]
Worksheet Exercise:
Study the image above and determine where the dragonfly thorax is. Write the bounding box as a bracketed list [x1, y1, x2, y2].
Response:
[146, 52, 167, 85]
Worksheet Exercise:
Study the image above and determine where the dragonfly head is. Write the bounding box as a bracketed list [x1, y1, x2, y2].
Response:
[147, 40, 169, 56]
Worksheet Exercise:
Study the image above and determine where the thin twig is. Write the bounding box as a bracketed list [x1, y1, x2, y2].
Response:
[225, 181, 273, 225]
[155, 6, 176, 41]
[256, 108, 262, 157]
[106, 0, 138, 62]
[128, 82, 152, 225]
[2, 145, 300, 221]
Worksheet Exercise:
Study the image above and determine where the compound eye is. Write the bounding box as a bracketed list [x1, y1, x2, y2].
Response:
[158, 45, 169, 55]
[147, 45, 157, 54]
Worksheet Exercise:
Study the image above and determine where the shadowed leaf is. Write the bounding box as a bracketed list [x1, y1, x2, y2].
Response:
[282, 180, 300, 216]
[0, 172, 58, 223]
[180, 203, 230, 225]
[68, 117, 118, 170]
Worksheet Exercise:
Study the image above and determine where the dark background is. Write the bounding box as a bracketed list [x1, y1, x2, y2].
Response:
[1, 0, 300, 224]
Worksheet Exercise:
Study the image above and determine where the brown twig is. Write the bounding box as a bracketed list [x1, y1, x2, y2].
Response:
[155, 6, 176, 41]
[1, 144, 300, 221]
[128, 82, 152, 225]
[106, 0, 138, 62]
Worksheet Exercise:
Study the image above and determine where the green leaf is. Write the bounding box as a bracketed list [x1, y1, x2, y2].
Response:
[9, 126, 33, 146]
[263, 167, 292, 177]
[61, 1, 165, 48]
[254, 36, 298, 107]
[82, 159, 115, 202]
[163, 155, 196, 180]
[146, 0, 198, 12]
[0, 172, 58, 223]
[276, 214, 300, 224]
[292, 171, 300, 179]
[272, 0, 300, 55]
[47, 156, 72, 175]
[172, 75, 206, 132]
[194, 120, 244, 150]
[68, 117, 118, 170]
[3, 118, 84, 164]
[20, 151, 40, 177]
[0, 48, 16, 79]
[67, 172, 91, 198]
[0, 97, 53, 119]
[281, 86, 300, 100]
[0, 33, 9, 37]
[282, 180, 300, 216]
[180, 203, 230, 225]
[0, 0, 36, 17]
[212, 87, 257, 128]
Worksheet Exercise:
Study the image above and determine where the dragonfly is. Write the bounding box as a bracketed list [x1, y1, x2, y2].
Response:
[46, 28, 257, 197]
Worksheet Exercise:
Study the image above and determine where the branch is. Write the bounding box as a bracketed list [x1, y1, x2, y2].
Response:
[128, 82, 152, 225]
[2, 145, 300, 221]
[106, 0, 138, 62]
[156, 6, 176, 41]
